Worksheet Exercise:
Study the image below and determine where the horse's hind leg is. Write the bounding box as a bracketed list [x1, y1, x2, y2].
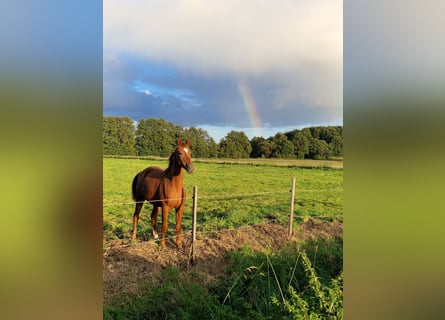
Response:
[150, 206, 159, 240]
[131, 201, 144, 240]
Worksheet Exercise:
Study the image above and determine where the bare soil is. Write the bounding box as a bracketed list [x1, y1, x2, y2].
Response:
[103, 218, 342, 304]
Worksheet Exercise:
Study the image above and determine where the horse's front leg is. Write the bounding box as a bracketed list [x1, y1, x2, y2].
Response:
[175, 203, 184, 248]
[160, 205, 169, 249]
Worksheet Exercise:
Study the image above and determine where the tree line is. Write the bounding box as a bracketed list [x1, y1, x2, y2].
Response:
[103, 116, 343, 160]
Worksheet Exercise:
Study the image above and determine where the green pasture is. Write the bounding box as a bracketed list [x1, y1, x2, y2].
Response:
[103, 157, 343, 318]
[103, 158, 343, 243]
[103, 157, 343, 246]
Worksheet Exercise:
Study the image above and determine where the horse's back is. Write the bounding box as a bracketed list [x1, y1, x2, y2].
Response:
[136, 166, 164, 201]
[143, 166, 164, 178]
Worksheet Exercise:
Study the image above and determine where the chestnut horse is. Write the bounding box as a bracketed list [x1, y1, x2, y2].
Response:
[131, 138, 194, 248]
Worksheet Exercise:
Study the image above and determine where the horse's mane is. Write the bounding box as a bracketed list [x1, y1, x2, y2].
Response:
[166, 148, 179, 171]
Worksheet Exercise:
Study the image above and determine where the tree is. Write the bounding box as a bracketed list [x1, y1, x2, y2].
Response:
[309, 126, 322, 140]
[292, 131, 310, 159]
[218, 131, 252, 158]
[250, 136, 265, 158]
[318, 126, 336, 144]
[330, 135, 343, 157]
[308, 139, 331, 160]
[135, 118, 183, 156]
[301, 127, 313, 140]
[103, 115, 343, 160]
[184, 126, 218, 158]
[284, 126, 343, 159]
[103, 116, 136, 155]
[270, 133, 294, 158]
[258, 139, 275, 158]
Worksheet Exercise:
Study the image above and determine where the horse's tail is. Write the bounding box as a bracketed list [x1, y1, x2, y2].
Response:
[132, 172, 140, 201]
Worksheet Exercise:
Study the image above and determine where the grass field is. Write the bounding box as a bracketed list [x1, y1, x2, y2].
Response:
[103, 157, 343, 319]
[103, 157, 343, 246]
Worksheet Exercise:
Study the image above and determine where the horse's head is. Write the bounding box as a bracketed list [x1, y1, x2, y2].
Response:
[174, 138, 194, 174]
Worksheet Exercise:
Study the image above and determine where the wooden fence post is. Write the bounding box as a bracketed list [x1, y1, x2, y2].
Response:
[191, 186, 198, 265]
[288, 177, 296, 238]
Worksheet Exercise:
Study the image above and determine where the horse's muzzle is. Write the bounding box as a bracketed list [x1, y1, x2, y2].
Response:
[185, 164, 194, 174]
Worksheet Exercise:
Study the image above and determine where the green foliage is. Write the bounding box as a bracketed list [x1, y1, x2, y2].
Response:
[218, 130, 252, 158]
[104, 241, 343, 320]
[103, 117, 218, 158]
[104, 267, 231, 320]
[184, 126, 219, 158]
[292, 131, 310, 159]
[271, 133, 295, 158]
[218, 242, 343, 319]
[103, 116, 136, 155]
[253, 126, 343, 160]
[249, 136, 265, 158]
[329, 135, 343, 157]
[135, 118, 182, 157]
[308, 139, 331, 160]
[258, 139, 275, 158]
[103, 116, 342, 160]
[276, 251, 343, 319]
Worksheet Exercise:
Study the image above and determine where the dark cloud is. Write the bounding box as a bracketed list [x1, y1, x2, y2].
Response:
[104, 0, 343, 136]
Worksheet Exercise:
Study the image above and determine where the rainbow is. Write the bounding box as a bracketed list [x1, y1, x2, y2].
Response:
[237, 80, 262, 135]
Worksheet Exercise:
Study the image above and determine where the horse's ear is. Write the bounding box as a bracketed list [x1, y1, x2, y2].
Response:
[177, 138, 182, 146]
[186, 138, 190, 146]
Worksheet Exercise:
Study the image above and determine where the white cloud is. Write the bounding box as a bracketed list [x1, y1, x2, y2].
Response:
[104, 0, 342, 75]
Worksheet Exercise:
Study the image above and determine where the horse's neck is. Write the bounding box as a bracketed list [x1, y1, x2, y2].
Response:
[164, 163, 183, 184]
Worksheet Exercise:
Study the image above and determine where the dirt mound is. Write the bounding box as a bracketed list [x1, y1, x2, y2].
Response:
[103, 218, 342, 304]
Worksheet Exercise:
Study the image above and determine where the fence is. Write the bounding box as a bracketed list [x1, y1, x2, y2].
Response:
[103, 177, 343, 264]
[189, 178, 308, 264]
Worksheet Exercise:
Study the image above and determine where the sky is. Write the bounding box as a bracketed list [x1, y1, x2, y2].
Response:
[103, 0, 342, 142]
